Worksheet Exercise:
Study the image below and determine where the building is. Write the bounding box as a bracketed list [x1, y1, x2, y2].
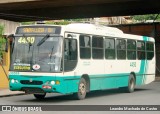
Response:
[91, 16, 132, 25]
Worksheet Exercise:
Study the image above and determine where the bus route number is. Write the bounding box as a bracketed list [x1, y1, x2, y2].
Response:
[18, 37, 35, 44]
[130, 62, 136, 67]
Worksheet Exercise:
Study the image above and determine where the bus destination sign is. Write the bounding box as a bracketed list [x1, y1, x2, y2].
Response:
[16, 26, 61, 34]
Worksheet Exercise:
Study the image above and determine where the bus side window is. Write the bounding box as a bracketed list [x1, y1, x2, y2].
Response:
[92, 36, 104, 59]
[79, 35, 91, 59]
[64, 39, 69, 60]
[146, 42, 154, 60]
[137, 41, 146, 60]
[116, 39, 126, 60]
[127, 39, 136, 60]
[64, 38, 78, 71]
[105, 38, 115, 59]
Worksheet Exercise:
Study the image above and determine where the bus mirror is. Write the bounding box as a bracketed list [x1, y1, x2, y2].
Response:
[5, 34, 15, 52]
[5, 38, 8, 52]
[67, 34, 73, 38]
[7, 34, 14, 39]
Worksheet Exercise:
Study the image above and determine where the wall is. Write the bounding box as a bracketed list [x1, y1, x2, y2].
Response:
[0, 44, 10, 88]
[0, 19, 20, 35]
[0, 19, 20, 88]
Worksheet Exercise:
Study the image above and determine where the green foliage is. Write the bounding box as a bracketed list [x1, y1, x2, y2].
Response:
[21, 20, 71, 25]
[0, 24, 5, 61]
[132, 14, 160, 22]
[21, 21, 35, 25]
[21, 18, 90, 25]
[45, 20, 71, 25]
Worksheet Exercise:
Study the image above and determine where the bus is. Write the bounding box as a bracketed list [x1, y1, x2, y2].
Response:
[8, 23, 155, 100]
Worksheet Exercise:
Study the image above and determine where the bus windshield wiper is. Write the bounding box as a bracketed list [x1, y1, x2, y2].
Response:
[24, 36, 32, 52]
[24, 37, 32, 46]
[37, 34, 50, 46]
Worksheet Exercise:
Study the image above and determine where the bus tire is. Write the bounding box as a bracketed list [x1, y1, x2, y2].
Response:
[127, 74, 135, 93]
[74, 78, 87, 100]
[34, 93, 46, 100]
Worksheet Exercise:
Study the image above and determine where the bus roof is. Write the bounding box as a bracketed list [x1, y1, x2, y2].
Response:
[65, 23, 123, 35]
[65, 23, 154, 42]
[17, 23, 154, 42]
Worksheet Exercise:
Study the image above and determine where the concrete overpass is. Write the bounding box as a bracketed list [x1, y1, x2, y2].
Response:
[0, 0, 160, 22]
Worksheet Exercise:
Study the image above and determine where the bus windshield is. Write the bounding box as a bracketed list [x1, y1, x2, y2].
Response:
[10, 35, 63, 72]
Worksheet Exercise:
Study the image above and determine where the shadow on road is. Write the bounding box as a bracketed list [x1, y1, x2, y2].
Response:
[85, 88, 151, 99]
[18, 88, 151, 103]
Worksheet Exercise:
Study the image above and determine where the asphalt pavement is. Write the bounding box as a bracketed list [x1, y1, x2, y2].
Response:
[0, 78, 160, 114]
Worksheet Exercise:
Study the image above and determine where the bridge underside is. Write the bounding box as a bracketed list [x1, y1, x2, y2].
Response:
[0, 0, 160, 22]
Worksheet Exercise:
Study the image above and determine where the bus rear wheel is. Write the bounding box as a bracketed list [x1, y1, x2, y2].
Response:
[127, 74, 135, 93]
[120, 74, 135, 93]
[34, 93, 46, 100]
[74, 78, 87, 100]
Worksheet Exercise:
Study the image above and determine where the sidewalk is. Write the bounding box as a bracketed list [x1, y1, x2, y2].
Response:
[155, 76, 160, 81]
[0, 89, 25, 97]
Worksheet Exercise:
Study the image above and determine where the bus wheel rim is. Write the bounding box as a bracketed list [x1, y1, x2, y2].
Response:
[79, 83, 86, 95]
[130, 78, 134, 89]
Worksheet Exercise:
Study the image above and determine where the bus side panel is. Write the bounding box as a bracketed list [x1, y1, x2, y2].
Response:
[136, 60, 147, 85]
[90, 77, 117, 91]
[136, 75, 144, 85]
[64, 78, 79, 93]
[143, 60, 155, 84]
[89, 74, 129, 91]
[62, 72, 80, 93]
[136, 58, 155, 85]
[90, 78, 102, 90]
[116, 76, 129, 87]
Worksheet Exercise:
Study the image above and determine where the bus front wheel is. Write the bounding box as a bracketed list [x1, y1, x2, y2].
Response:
[74, 78, 87, 100]
[34, 93, 46, 100]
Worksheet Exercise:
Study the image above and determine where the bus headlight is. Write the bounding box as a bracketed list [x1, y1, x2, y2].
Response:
[11, 79, 18, 83]
[11, 79, 15, 83]
[50, 81, 55, 85]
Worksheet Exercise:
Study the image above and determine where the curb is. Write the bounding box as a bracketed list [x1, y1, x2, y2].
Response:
[0, 93, 26, 98]
[0, 91, 26, 98]
[155, 77, 160, 82]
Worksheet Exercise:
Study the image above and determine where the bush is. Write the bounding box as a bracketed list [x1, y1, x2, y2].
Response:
[0, 24, 5, 61]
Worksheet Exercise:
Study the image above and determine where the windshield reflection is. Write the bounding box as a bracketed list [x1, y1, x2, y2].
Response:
[10, 36, 62, 72]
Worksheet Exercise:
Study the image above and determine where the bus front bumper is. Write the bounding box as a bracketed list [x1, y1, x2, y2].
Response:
[9, 75, 79, 94]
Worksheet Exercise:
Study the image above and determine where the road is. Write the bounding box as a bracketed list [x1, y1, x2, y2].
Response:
[0, 81, 160, 114]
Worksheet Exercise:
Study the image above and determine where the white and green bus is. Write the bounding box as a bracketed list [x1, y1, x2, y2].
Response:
[9, 23, 155, 100]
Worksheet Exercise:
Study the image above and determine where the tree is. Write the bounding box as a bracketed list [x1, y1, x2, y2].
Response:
[0, 24, 5, 61]
[132, 14, 160, 22]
